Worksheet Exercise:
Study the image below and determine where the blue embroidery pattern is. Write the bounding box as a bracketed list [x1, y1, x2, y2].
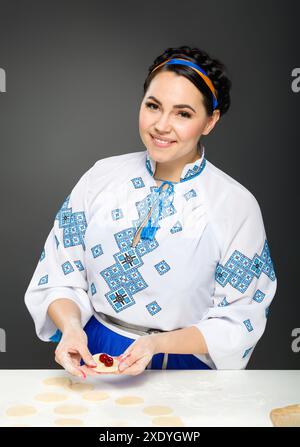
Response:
[253, 289, 266, 303]
[99, 186, 176, 313]
[100, 231, 155, 313]
[38, 274, 48, 286]
[218, 297, 229, 307]
[116, 249, 142, 271]
[112, 208, 124, 220]
[96, 175, 189, 313]
[135, 186, 176, 228]
[184, 189, 197, 201]
[91, 282, 96, 295]
[55, 194, 88, 251]
[242, 347, 253, 358]
[62, 261, 74, 275]
[170, 221, 183, 234]
[215, 240, 276, 293]
[265, 306, 270, 318]
[243, 319, 253, 332]
[145, 153, 207, 183]
[154, 260, 171, 275]
[146, 301, 162, 316]
[74, 260, 84, 271]
[91, 244, 103, 258]
[39, 248, 45, 262]
[131, 177, 145, 189]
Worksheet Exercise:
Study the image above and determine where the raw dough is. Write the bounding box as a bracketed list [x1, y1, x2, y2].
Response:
[54, 418, 84, 426]
[152, 416, 185, 427]
[54, 404, 89, 415]
[143, 405, 173, 416]
[92, 353, 119, 373]
[270, 404, 300, 427]
[66, 382, 94, 393]
[115, 396, 144, 405]
[42, 377, 72, 388]
[34, 392, 68, 402]
[82, 390, 110, 401]
[6, 405, 37, 417]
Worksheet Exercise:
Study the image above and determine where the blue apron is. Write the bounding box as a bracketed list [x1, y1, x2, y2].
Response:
[50, 315, 211, 370]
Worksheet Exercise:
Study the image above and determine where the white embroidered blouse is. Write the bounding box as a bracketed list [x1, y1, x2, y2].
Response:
[24, 144, 277, 369]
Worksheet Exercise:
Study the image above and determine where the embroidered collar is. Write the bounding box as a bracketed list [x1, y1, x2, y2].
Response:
[145, 143, 206, 183]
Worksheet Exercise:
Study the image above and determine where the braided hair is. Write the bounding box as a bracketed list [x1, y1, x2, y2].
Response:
[143, 45, 232, 117]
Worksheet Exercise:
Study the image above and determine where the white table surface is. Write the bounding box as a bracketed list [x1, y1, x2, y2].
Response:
[0, 370, 299, 427]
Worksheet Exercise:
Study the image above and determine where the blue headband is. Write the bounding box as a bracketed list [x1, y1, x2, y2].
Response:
[151, 57, 218, 110]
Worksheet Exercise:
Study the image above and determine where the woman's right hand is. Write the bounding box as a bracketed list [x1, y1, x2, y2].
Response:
[54, 325, 98, 378]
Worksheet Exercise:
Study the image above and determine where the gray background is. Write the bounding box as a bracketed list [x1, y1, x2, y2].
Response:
[0, 0, 298, 369]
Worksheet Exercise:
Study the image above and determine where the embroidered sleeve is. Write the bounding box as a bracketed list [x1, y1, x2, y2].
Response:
[191, 193, 277, 369]
[24, 167, 95, 343]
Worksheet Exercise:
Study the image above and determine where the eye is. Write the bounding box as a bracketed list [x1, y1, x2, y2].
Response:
[145, 102, 191, 119]
[179, 111, 191, 119]
[145, 101, 158, 110]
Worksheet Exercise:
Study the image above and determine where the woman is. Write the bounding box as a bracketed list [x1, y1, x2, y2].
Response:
[24, 45, 277, 378]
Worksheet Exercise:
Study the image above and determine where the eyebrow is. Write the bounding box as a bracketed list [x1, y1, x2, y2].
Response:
[146, 95, 196, 113]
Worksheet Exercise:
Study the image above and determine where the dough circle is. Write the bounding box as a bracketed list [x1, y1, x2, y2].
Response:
[82, 390, 110, 401]
[152, 416, 185, 426]
[6, 405, 37, 417]
[34, 392, 68, 402]
[115, 396, 144, 405]
[66, 382, 94, 393]
[54, 404, 89, 415]
[270, 404, 300, 427]
[92, 353, 119, 373]
[54, 418, 84, 426]
[143, 405, 173, 416]
[42, 377, 72, 388]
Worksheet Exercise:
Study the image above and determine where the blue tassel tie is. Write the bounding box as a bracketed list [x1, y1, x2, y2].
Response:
[141, 181, 174, 241]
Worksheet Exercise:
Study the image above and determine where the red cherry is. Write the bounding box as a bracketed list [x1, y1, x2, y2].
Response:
[99, 353, 109, 363]
[104, 357, 113, 367]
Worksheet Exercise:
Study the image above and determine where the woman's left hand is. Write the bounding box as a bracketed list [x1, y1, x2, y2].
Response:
[117, 334, 158, 375]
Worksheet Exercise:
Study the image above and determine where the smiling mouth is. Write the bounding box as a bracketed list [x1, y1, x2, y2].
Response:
[150, 134, 177, 146]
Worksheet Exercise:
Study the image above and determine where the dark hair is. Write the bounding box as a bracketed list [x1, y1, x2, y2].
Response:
[143, 45, 232, 117]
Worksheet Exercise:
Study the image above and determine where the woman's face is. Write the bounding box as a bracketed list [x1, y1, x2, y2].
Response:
[139, 71, 220, 164]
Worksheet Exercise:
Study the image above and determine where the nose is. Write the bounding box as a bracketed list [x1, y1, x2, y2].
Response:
[154, 112, 173, 133]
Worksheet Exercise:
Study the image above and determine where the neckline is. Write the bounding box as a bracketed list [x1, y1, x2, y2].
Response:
[145, 143, 207, 184]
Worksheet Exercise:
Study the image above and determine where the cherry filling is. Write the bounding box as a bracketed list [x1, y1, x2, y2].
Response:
[99, 353, 114, 367]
